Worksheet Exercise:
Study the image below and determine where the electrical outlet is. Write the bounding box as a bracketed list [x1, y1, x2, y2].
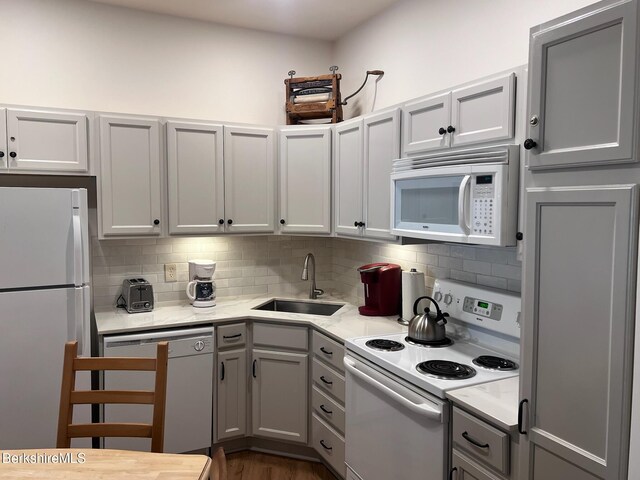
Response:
[165, 263, 177, 282]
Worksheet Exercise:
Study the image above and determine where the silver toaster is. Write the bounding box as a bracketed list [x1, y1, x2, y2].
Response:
[121, 278, 154, 313]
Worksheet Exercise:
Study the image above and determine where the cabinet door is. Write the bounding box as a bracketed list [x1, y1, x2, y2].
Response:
[0, 108, 6, 170]
[279, 127, 332, 234]
[401, 92, 450, 156]
[99, 116, 162, 236]
[251, 349, 308, 444]
[452, 450, 504, 480]
[6, 108, 88, 172]
[334, 118, 363, 237]
[450, 73, 515, 148]
[167, 121, 224, 235]
[363, 108, 400, 241]
[224, 126, 275, 233]
[526, 0, 637, 170]
[216, 349, 247, 441]
[519, 185, 636, 480]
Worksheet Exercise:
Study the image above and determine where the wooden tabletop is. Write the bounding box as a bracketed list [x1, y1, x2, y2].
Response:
[0, 449, 211, 479]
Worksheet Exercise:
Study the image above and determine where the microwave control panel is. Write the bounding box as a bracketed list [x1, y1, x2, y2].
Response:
[472, 175, 495, 236]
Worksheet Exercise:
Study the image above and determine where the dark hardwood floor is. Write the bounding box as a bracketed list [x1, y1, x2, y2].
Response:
[226, 451, 338, 480]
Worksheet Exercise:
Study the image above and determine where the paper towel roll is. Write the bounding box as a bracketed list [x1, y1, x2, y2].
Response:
[401, 269, 426, 323]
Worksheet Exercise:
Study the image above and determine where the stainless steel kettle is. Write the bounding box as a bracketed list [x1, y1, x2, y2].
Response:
[408, 296, 449, 343]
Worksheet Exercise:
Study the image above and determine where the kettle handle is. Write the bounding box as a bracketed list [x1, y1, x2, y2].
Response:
[412, 295, 446, 319]
[186, 281, 197, 301]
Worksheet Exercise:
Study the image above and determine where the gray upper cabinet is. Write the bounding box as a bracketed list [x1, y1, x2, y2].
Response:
[525, 0, 638, 170]
[362, 108, 400, 241]
[5, 108, 88, 173]
[401, 73, 516, 157]
[167, 121, 225, 235]
[334, 109, 400, 241]
[334, 118, 364, 237]
[224, 125, 276, 233]
[519, 184, 637, 480]
[278, 126, 332, 234]
[451, 74, 515, 148]
[402, 92, 451, 155]
[99, 115, 162, 237]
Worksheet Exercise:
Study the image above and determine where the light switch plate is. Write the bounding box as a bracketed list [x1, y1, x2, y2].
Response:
[165, 263, 177, 282]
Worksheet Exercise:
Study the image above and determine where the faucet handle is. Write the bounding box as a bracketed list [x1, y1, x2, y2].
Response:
[314, 288, 325, 297]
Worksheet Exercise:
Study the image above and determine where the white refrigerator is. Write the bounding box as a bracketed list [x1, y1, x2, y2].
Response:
[0, 187, 91, 449]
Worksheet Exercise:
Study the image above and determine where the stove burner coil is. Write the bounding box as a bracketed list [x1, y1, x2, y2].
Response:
[405, 336, 453, 348]
[365, 339, 405, 352]
[416, 360, 476, 380]
[472, 355, 518, 371]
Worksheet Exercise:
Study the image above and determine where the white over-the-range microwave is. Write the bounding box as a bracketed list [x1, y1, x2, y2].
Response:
[390, 144, 519, 246]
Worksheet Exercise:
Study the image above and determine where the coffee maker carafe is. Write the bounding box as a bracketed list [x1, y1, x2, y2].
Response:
[187, 259, 216, 307]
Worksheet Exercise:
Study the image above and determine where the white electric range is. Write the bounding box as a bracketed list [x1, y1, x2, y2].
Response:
[343, 279, 521, 480]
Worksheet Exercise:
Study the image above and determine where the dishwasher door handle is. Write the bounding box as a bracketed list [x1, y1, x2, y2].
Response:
[344, 356, 443, 422]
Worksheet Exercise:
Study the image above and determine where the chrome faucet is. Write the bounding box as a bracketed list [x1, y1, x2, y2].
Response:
[301, 253, 324, 299]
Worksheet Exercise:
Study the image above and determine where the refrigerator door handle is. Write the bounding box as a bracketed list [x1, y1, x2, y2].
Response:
[72, 209, 83, 286]
[74, 286, 90, 356]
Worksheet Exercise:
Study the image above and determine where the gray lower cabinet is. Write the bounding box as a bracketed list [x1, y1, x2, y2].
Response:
[519, 184, 637, 480]
[251, 348, 308, 444]
[216, 348, 247, 441]
[525, 0, 637, 170]
[311, 331, 346, 478]
[453, 450, 504, 480]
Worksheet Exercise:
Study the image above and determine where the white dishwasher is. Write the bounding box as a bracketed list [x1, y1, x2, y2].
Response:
[102, 326, 214, 453]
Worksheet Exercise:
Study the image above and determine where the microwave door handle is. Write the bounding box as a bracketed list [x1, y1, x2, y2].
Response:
[458, 175, 471, 234]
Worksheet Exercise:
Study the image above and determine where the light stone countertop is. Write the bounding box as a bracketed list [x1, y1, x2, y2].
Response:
[96, 294, 519, 427]
[446, 376, 520, 432]
[95, 293, 407, 342]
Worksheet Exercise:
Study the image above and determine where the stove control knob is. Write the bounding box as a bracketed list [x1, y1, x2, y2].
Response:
[443, 293, 453, 305]
[433, 291, 443, 302]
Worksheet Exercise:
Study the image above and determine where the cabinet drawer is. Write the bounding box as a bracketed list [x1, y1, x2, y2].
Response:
[217, 323, 246, 349]
[253, 323, 308, 350]
[312, 385, 345, 434]
[312, 412, 345, 478]
[452, 407, 509, 475]
[312, 331, 345, 372]
[312, 358, 345, 404]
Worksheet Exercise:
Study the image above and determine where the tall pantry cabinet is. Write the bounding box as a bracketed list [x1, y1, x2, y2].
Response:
[518, 1, 640, 479]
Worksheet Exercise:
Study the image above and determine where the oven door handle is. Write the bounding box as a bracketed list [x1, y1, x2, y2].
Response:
[458, 175, 471, 234]
[344, 357, 443, 422]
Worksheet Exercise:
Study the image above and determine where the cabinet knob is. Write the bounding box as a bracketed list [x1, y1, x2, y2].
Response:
[354, 221, 359, 227]
[359, 222, 365, 228]
[446, 125, 455, 134]
[9, 152, 17, 158]
[218, 219, 224, 225]
[227, 219, 233, 225]
[438, 127, 447, 135]
[153, 219, 160, 225]
[523, 138, 537, 150]
[0, 151, 4, 158]
[280, 219, 285, 225]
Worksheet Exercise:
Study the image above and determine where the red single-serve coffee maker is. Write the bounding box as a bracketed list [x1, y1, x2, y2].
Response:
[357, 263, 401, 316]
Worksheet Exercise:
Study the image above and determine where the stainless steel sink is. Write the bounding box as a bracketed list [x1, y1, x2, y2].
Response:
[252, 299, 344, 316]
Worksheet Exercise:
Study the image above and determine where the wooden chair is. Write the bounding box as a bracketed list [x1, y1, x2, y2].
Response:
[211, 447, 228, 480]
[56, 340, 169, 453]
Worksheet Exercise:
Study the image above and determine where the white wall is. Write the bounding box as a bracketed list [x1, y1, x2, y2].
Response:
[334, 0, 597, 117]
[0, 0, 332, 125]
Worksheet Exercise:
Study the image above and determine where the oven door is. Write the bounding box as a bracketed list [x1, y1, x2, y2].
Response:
[344, 355, 448, 480]
[392, 165, 472, 242]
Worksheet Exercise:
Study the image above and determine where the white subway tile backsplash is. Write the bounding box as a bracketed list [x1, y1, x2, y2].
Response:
[91, 235, 522, 308]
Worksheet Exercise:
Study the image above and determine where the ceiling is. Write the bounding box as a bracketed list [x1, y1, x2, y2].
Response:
[85, 0, 403, 41]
